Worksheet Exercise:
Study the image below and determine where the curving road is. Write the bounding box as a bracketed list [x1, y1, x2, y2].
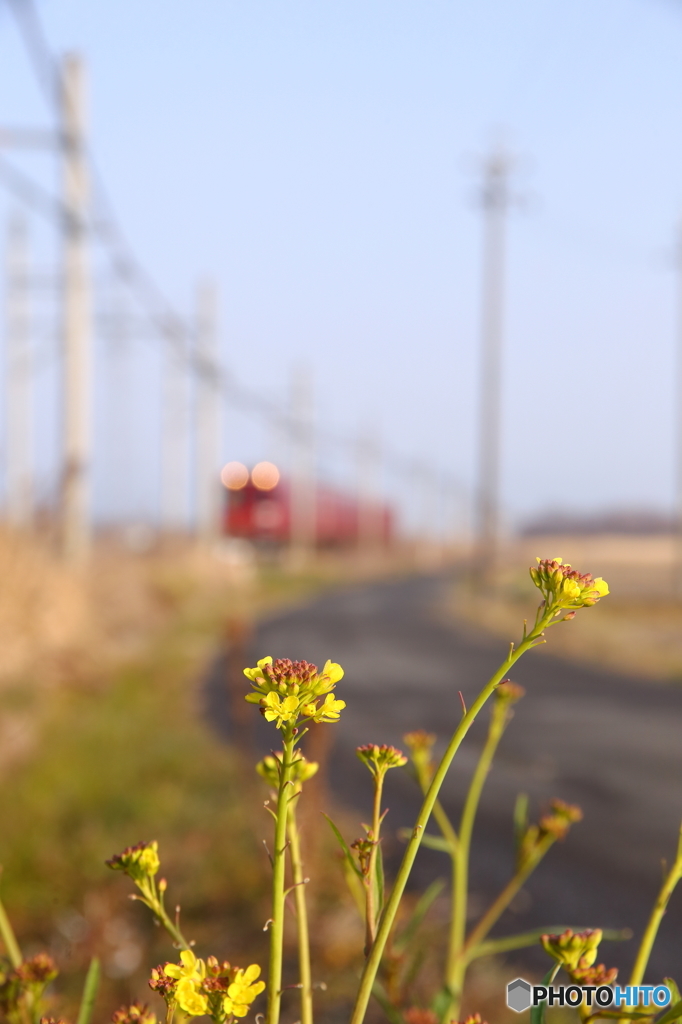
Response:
[205, 573, 682, 979]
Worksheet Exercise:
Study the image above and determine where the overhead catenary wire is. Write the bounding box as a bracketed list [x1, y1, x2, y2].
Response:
[0, 0, 464, 519]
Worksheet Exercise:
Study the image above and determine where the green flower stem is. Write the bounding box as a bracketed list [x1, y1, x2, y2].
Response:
[75, 957, 101, 1024]
[266, 734, 296, 1024]
[365, 773, 385, 955]
[0, 892, 22, 967]
[444, 699, 510, 1022]
[287, 798, 314, 1024]
[414, 763, 459, 854]
[628, 823, 682, 990]
[349, 612, 552, 1024]
[461, 832, 557, 961]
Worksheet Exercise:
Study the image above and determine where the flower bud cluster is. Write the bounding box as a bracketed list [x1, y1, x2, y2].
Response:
[517, 800, 582, 869]
[0, 954, 58, 1020]
[403, 1009, 438, 1024]
[150, 951, 265, 1021]
[111, 1003, 157, 1024]
[244, 657, 346, 729]
[540, 928, 618, 987]
[541, 928, 603, 972]
[494, 680, 525, 705]
[256, 752, 319, 790]
[530, 558, 609, 613]
[105, 841, 160, 883]
[403, 731, 436, 776]
[356, 743, 408, 778]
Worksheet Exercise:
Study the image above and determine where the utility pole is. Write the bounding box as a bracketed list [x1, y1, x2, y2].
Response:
[289, 364, 315, 564]
[674, 220, 682, 595]
[357, 426, 380, 554]
[194, 280, 220, 543]
[60, 54, 91, 561]
[161, 329, 190, 535]
[5, 213, 33, 529]
[474, 147, 512, 575]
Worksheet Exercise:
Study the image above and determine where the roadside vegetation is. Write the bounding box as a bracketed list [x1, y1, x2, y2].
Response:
[1, 540, 681, 1024]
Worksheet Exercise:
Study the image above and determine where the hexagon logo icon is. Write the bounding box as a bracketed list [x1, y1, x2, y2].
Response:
[507, 977, 532, 1013]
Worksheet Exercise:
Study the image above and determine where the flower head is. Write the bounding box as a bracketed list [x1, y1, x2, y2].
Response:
[541, 928, 603, 972]
[106, 841, 160, 882]
[517, 799, 582, 870]
[15, 955, 57, 986]
[244, 657, 345, 729]
[356, 743, 408, 778]
[175, 979, 208, 1017]
[494, 680, 525, 705]
[256, 752, 319, 790]
[403, 731, 436, 776]
[530, 558, 609, 614]
[404, 1010, 438, 1024]
[163, 950, 205, 984]
[112, 1003, 157, 1024]
[223, 965, 265, 1018]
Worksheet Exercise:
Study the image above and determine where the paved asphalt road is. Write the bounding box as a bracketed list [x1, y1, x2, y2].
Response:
[205, 573, 682, 979]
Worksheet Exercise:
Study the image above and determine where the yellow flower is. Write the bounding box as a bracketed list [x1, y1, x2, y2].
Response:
[306, 693, 346, 723]
[243, 657, 273, 683]
[164, 950, 205, 982]
[530, 558, 609, 612]
[593, 577, 609, 597]
[137, 843, 160, 876]
[322, 659, 344, 684]
[175, 978, 208, 1017]
[223, 965, 265, 1018]
[262, 692, 299, 727]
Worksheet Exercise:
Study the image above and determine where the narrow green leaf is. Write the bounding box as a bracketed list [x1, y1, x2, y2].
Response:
[530, 964, 560, 1024]
[665, 980, 681, 1007]
[654, 998, 682, 1024]
[323, 814, 363, 879]
[468, 925, 632, 963]
[393, 878, 446, 955]
[430, 985, 454, 1019]
[76, 957, 101, 1024]
[397, 828, 453, 854]
[0, 893, 22, 968]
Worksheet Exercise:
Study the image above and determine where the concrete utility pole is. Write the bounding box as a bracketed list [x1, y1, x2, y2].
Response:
[161, 330, 190, 534]
[289, 364, 315, 563]
[474, 147, 512, 574]
[60, 54, 92, 561]
[194, 280, 221, 542]
[674, 220, 682, 595]
[5, 213, 33, 528]
[357, 426, 381, 553]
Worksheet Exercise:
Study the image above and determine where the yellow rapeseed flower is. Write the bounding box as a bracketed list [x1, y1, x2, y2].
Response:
[175, 978, 208, 1018]
[223, 965, 266, 1018]
[164, 950, 205, 983]
[304, 692, 346, 723]
[262, 692, 299, 727]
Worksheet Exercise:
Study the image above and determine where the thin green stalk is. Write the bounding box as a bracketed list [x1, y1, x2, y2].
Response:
[76, 957, 101, 1024]
[413, 763, 458, 854]
[0, 892, 22, 967]
[349, 611, 552, 1024]
[444, 701, 509, 1021]
[365, 774, 385, 954]
[287, 799, 313, 1024]
[266, 735, 296, 1024]
[462, 833, 556, 958]
[629, 823, 682, 989]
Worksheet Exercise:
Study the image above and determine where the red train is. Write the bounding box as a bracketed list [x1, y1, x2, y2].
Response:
[222, 463, 392, 547]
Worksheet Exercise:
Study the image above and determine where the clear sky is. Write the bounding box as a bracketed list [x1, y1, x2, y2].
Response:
[1, 0, 682, 529]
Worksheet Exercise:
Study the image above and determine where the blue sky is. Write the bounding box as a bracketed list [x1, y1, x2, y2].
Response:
[1, 0, 681, 528]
